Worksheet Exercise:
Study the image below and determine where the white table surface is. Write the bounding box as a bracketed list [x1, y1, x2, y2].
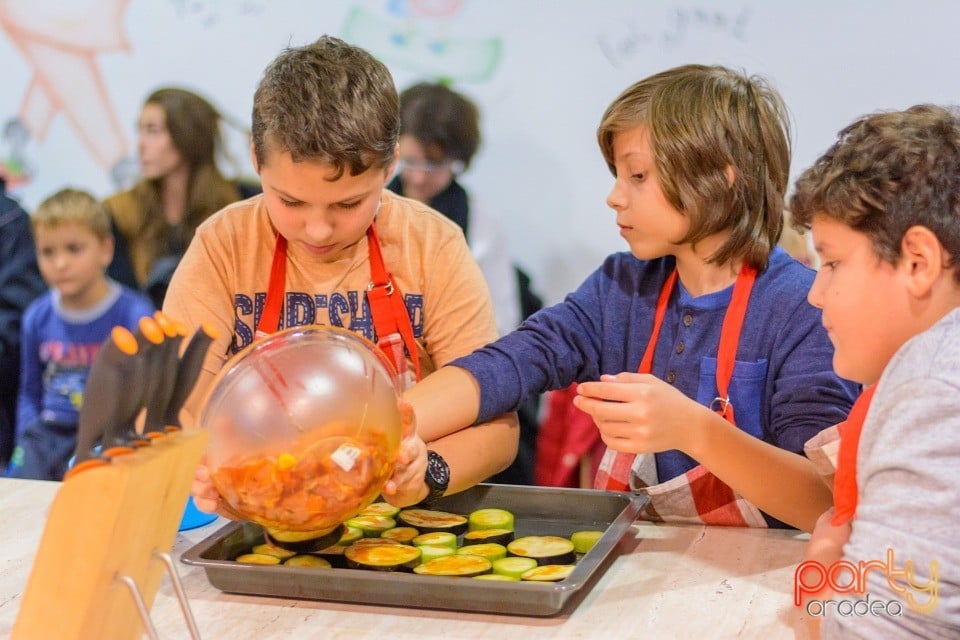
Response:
[0, 478, 813, 639]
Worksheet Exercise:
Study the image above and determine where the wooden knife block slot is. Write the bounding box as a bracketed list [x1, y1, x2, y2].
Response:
[13, 428, 208, 640]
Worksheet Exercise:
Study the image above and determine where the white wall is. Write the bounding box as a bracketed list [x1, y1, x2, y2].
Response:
[2, 0, 959, 303]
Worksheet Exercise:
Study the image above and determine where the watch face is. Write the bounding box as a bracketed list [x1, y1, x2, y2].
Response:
[426, 450, 450, 491]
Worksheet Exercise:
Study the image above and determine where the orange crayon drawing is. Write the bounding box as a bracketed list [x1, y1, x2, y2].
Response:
[0, 0, 132, 183]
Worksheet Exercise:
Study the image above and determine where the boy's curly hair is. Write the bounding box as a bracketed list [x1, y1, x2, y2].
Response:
[791, 104, 960, 282]
[597, 64, 791, 270]
[252, 35, 399, 179]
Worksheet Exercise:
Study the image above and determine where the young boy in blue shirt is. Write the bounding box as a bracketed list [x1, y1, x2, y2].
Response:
[793, 105, 960, 639]
[8, 188, 153, 480]
[407, 64, 859, 531]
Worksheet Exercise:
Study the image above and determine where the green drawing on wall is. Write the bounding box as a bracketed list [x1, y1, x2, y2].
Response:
[342, 6, 502, 83]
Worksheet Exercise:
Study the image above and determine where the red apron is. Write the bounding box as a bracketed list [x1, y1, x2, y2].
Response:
[593, 264, 770, 527]
[255, 223, 422, 388]
[831, 385, 876, 525]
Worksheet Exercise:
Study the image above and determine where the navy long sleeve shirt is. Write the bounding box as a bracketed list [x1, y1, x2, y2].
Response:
[453, 247, 859, 485]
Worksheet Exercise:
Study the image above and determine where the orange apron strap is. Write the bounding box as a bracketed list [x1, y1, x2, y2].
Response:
[255, 225, 421, 383]
[712, 264, 757, 424]
[256, 234, 287, 338]
[831, 384, 876, 525]
[598, 262, 756, 492]
[365, 223, 422, 382]
[598, 269, 678, 491]
[638, 269, 678, 374]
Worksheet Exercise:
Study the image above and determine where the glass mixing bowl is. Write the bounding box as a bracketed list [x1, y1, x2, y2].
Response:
[201, 326, 403, 534]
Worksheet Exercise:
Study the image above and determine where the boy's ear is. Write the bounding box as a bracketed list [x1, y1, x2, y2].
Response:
[100, 233, 115, 266]
[901, 225, 945, 297]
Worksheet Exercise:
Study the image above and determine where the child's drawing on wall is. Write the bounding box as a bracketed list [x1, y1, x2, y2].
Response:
[343, 0, 501, 84]
[0, 0, 135, 188]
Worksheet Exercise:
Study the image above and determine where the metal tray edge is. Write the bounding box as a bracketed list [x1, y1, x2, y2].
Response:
[181, 485, 647, 617]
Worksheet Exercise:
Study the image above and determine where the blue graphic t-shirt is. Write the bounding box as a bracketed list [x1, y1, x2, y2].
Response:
[16, 282, 154, 436]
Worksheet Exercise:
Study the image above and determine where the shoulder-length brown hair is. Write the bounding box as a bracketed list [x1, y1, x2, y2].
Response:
[115, 87, 240, 286]
[598, 64, 791, 270]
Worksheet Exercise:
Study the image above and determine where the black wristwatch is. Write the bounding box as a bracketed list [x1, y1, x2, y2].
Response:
[423, 450, 450, 504]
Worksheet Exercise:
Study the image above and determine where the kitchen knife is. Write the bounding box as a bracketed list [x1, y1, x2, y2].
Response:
[99, 315, 164, 449]
[72, 326, 140, 463]
[142, 312, 185, 435]
[162, 322, 219, 429]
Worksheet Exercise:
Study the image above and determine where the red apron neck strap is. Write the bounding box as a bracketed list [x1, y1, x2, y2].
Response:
[364, 223, 422, 382]
[256, 233, 287, 338]
[366, 221, 389, 286]
[638, 269, 678, 374]
[832, 384, 877, 526]
[255, 224, 422, 382]
[637, 263, 756, 424]
[712, 264, 757, 423]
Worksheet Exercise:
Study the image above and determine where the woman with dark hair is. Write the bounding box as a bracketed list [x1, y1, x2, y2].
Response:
[106, 87, 252, 306]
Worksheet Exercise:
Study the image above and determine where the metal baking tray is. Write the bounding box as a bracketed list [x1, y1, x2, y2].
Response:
[181, 483, 647, 616]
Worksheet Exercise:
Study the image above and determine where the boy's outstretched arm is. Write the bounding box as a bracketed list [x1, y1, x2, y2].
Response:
[403, 365, 520, 493]
[685, 408, 833, 532]
[403, 365, 485, 443]
[575, 372, 833, 532]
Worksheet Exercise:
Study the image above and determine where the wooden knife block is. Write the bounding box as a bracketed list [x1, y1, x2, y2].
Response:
[13, 428, 208, 640]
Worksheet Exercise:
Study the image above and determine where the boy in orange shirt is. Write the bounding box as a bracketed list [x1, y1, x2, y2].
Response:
[165, 36, 517, 510]
[792, 105, 960, 638]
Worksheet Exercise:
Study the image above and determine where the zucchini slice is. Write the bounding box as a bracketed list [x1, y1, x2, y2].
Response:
[521, 564, 575, 582]
[457, 543, 507, 562]
[507, 536, 576, 566]
[284, 555, 332, 568]
[359, 501, 401, 519]
[380, 526, 420, 544]
[397, 508, 468, 535]
[412, 531, 458, 550]
[263, 525, 344, 553]
[418, 544, 456, 563]
[345, 542, 421, 571]
[467, 508, 515, 532]
[473, 574, 520, 582]
[492, 556, 538, 579]
[570, 530, 604, 554]
[345, 515, 396, 537]
[251, 543, 296, 560]
[234, 553, 281, 565]
[413, 554, 492, 577]
[462, 528, 515, 546]
[352, 537, 402, 547]
[337, 526, 365, 546]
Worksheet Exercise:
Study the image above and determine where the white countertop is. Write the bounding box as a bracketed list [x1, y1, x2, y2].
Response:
[0, 478, 812, 639]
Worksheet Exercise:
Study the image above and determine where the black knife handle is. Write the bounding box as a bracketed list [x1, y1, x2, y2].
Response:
[163, 322, 219, 429]
[143, 312, 185, 434]
[73, 326, 139, 463]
